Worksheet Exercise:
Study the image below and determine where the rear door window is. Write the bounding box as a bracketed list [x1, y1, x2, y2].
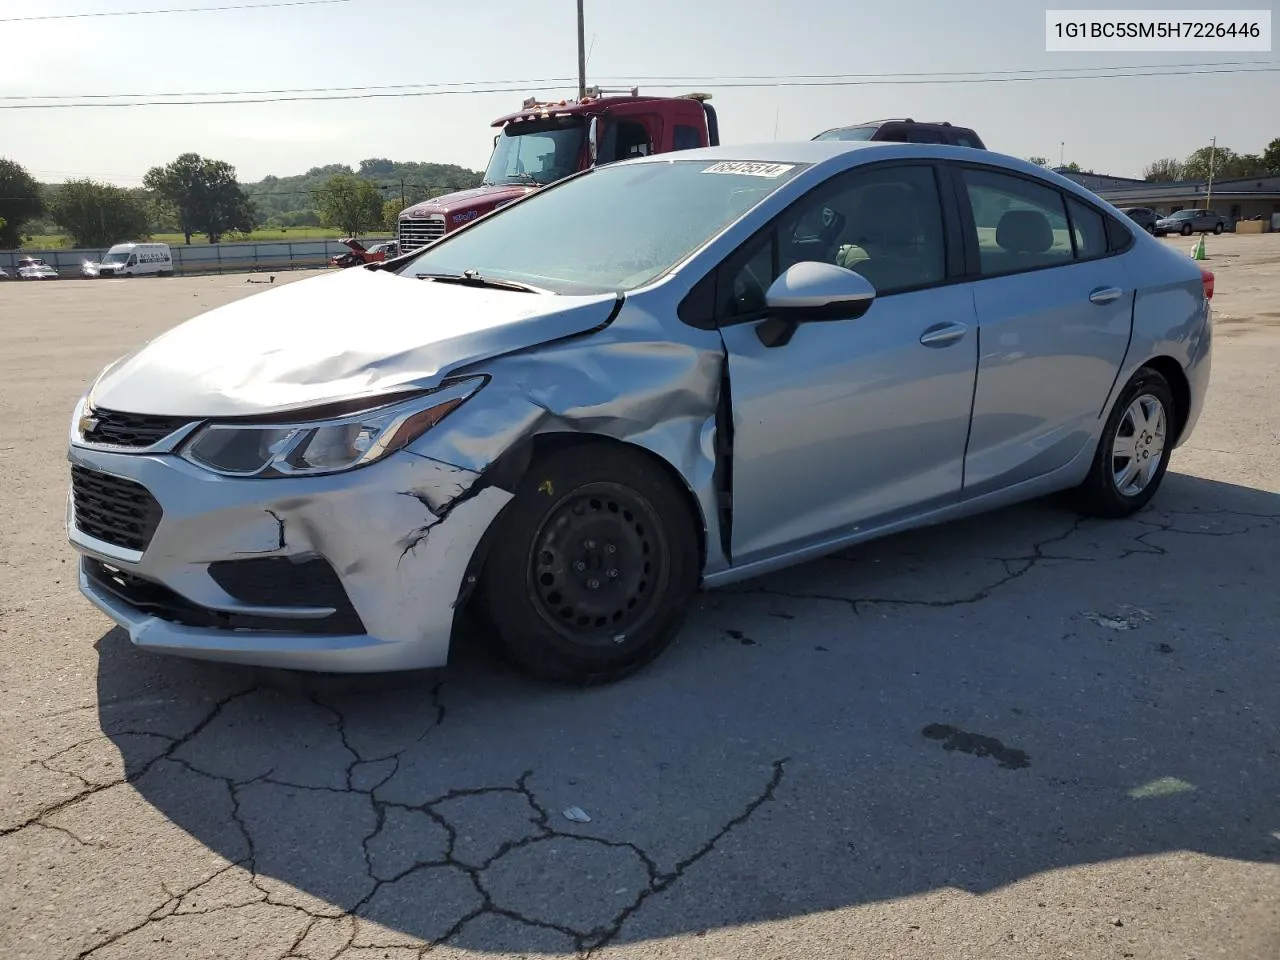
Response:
[960, 168, 1073, 277]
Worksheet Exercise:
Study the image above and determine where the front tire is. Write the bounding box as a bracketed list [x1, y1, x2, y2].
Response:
[1213, 223, 1224, 235]
[1072, 367, 1176, 518]
[476, 443, 700, 684]
[1180, 223, 1193, 236]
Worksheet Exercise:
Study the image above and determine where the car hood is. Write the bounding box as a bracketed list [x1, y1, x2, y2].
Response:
[88, 266, 619, 418]
[401, 184, 535, 217]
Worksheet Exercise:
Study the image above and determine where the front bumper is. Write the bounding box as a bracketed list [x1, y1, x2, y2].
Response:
[67, 443, 511, 672]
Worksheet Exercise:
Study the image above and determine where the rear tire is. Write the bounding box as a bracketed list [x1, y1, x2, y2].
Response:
[1071, 366, 1176, 519]
[476, 443, 700, 685]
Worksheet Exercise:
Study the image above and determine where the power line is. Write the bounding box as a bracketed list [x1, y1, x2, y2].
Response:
[0, 78, 579, 101]
[0, 0, 355, 23]
[2, 60, 1273, 102]
[1, 64, 1275, 110]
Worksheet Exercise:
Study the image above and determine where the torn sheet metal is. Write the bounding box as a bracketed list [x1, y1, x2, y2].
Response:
[406, 301, 731, 576]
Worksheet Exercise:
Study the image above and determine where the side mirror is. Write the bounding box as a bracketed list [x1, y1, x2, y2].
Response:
[587, 116, 599, 165]
[757, 261, 877, 347]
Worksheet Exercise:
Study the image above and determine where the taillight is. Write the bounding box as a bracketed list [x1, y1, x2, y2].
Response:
[1200, 268, 1214, 300]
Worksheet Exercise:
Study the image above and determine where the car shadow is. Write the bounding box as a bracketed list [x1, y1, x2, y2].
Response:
[94, 470, 1280, 953]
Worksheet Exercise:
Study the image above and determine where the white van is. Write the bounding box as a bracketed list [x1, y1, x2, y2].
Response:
[81, 242, 173, 278]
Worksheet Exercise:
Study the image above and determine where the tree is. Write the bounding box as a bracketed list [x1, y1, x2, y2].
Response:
[0, 158, 44, 249]
[143, 153, 255, 244]
[316, 173, 383, 236]
[1180, 145, 1269, 182]
[382, 199, 403, 231]
[1026, 156, 1050, 167]
[1264, 138, 1280, 175]
[1144, 158, 1184, 182]
[50, 179, 152, 248]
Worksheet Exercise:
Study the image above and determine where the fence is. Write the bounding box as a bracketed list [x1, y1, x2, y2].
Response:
[0, 238, 395, 278]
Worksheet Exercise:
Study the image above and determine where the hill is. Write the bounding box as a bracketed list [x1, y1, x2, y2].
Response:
[246, 157, 484, 228]
[20, 157, 485, 244]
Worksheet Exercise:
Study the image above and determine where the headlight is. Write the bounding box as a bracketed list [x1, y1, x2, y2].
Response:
[179, 377, 484, 478]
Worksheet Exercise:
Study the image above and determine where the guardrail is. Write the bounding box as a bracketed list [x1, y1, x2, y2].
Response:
[0, 238, 396, 278]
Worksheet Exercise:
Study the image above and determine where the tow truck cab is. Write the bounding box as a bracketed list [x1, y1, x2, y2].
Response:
[397, 86, 719, 251]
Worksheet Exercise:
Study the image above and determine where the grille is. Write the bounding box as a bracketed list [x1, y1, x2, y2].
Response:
[398, 215, 446, 251]
[85, 559, 365, 635]
[209, 557, 355, 611]
[83, 408, 192, 448]
[71, 465, 163, 553]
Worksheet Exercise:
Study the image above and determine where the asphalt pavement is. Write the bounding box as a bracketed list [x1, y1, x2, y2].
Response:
[2, 238, 1277, 959]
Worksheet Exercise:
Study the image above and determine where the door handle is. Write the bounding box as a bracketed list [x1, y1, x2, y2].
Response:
[919, 322, 967, 348]
[1088, 286, 1124, 305]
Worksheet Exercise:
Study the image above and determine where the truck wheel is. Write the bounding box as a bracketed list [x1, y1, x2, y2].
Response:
[1071, 366, 1175, 519]
[476, 443, 700, 684]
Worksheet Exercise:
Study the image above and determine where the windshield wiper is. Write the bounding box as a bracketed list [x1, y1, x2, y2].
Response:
[501, 172, 540, 185]
[415, 269, 545, 294]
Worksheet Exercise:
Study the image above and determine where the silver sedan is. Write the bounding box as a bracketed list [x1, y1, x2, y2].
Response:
[66, 141, 1214, 683]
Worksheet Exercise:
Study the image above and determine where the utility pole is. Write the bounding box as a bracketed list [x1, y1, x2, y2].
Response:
[1206, 136, 1217, 209]
[400, 178, 406, 211]
[576, 0, 586, 99]
[1060, 141, 1064, 167]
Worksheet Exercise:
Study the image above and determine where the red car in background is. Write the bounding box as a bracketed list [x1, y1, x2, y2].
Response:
[329, 238, 399, 268]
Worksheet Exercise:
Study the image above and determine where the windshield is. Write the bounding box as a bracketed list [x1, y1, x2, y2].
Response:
[483, 117, 585, 187]
[814, 126, 877, 142]
[401, 158, 807, 294]
[1169, 211, 1196, 218]
[101, 252, 129, 264]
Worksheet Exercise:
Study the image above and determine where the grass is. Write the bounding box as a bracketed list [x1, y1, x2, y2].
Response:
[19, 226, 395, 250]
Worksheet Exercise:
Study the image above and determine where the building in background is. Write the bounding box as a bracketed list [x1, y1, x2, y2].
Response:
[1055, 169, 1280, 229]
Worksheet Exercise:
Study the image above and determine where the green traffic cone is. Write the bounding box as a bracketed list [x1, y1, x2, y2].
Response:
[1192, 236, 1206, 260]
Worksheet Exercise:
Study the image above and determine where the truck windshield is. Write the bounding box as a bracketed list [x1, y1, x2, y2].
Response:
[101, 252, 130, 264]
[401, 158, 808, 294]
[483, 117, 585, 187]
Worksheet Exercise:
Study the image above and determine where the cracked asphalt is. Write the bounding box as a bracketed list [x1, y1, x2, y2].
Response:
[2, 234, 1279, 960]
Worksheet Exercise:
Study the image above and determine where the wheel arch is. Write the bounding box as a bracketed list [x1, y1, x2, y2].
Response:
[1139, 355, 1191, 444]
[452, 430, 711, 616]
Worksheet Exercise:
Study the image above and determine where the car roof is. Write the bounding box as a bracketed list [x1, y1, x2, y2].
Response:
[626, 139, 1042, 175]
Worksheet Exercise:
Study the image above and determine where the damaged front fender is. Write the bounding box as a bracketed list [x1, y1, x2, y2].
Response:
[406, 303, 732, 579]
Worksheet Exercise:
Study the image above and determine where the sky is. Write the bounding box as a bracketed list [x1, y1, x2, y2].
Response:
[1, 0, 1277, 187]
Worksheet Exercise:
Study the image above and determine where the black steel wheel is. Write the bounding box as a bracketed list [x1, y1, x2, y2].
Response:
[528, 482, 668, 644]
[476, 443, 700, 684]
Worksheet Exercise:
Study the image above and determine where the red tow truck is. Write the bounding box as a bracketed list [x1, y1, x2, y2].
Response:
[397, 86, 720, 251]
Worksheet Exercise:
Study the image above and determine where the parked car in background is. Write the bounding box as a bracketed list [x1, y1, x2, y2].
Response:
[813, 118, 986, 148]
[17, 257, 59, 280]
[330, 238, 400, 268]
[81, 243, 174, 278]
[1121, 207, 1159, 233]
[1154, 209, 1225, 236]
[66, 141, 1212, 684]
[0, 266, 9, 280]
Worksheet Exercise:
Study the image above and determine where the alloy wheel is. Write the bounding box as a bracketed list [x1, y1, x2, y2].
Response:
[1112, 393, 1167, 497]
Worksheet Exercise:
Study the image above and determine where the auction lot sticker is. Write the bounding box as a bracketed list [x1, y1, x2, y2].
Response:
[702, 162, 796, 178]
